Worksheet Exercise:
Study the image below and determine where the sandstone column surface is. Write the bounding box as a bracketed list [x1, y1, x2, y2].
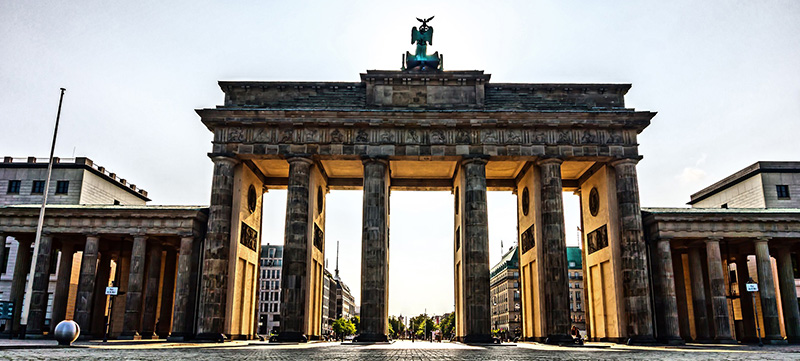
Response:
[278, 156, 313, 342]
[537, 158, 571, 343]
[74, 235, 100, 335]
[26, 232, 53, 335]
[705, 238, 734, 342]
[688, 246, 710, 340]
[169, 236, 195, 340]
[754, 238, 783, 343]
[612, 158, 655, 343]
[122, 234, 147, 338]
[141, 242, 163, 338]
[777, 248, 800, 343]
[50, 242, 75, 333]
[357, 157, 390, 342]
[196, 155, 238, 341]
[652, 238, 683, 344]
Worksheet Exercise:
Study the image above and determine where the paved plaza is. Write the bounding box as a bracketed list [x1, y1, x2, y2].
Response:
[1, 339, 799, 360]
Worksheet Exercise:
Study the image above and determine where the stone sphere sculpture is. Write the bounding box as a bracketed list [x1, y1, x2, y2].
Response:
[54, 320, 80, 346]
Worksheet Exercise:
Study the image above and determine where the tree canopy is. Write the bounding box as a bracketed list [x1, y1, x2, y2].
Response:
[332, 317, 356, 336]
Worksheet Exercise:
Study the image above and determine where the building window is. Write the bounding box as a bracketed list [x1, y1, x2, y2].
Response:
[7, 180, 21, 194]
[777, 185, 790, 199]
[31, 180, 46, 194]
[55, 181, 69, 194]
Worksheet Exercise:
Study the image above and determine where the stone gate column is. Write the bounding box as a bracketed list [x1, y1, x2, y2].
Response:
[754, 237, 784, 343]
[196, 154, 238, 341]
[122, 234, 147, 339]
[705, 237, 734, 342]
[157, 248, 178, 338]
[141, 242, 163, 338]
[168, 235, 195, 341]
[26, 232, 54, 336]
[537, 158, 571, 344]
[776, 247, 800, 343]
[688, 246, 710, 341]
[9, 237, 32, 337]
[651, 237, 683, 344]
[74, 234, 100, 336]
[50, 242, 75, 333]
[611, 158, 655, 343]
[277, 156, 313, 342]
[671, 250, 692, 341]
[356, 157, 390, 342]
[735, 256, 757, 342]
[91, 252, 112, 338]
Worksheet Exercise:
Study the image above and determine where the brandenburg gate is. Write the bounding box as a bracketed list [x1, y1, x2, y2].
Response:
[194, 19, 657, 343]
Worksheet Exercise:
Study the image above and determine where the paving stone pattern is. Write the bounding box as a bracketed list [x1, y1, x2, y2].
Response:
[2, 341, 800, 361]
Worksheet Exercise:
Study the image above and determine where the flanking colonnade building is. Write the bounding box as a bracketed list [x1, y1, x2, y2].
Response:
[0, 157, 208, 340]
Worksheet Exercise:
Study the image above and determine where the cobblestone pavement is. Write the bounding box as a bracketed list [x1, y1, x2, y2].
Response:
[2, 340, 799, 360]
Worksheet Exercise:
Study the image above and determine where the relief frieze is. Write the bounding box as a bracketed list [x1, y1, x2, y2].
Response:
[430, 129, 446, 144]
[405, 129, 420, 144]
[330, 128, 345, 143]
[217, 125, 634, 149]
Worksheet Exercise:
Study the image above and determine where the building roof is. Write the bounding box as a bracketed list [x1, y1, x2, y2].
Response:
[566, 247, 582, 269]
[490, 244, 519, 279]
[1, 156, 151, 201]
[260, 244, 284, 259]
[688, 161, 800, 205]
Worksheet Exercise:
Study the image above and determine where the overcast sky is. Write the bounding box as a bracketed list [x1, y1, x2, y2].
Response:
[2, 1, 799, 318]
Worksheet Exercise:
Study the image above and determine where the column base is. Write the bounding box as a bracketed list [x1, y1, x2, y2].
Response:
[354, 333, 389, 342]
[626, 335, 658, 345]
[194, 332, 228, 343]
[712, 337, 739, 344]
[544, 334, 575, 345]
[118, 331, 142, 340]
[657, 336, 685, 345]
[166, 333, 191, 342]
[762, 337, 788, 345]
[24, 332, 48, 340]
[274, 331, 307, 343]
[137, 331, 161, 340]
[462, 334, 495, 344]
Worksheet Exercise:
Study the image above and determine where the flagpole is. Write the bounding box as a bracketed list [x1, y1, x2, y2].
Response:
[21, 88, 66, 331]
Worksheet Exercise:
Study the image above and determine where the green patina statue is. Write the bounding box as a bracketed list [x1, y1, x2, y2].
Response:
[404, 16, 443, 71]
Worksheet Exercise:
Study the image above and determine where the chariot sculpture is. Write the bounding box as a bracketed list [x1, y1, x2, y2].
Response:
[403, 16, 443, 71]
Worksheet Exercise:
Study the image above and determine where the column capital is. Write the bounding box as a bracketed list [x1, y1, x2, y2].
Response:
[755, 236, 772, 243]
[361, 155, 389, 165]
[460, 155, 489, 166]
[610, 157, 642, 167]
[207, 152, 239, 164]
[286, 155, 314, 165]
[705, 236, 724, 243]
[536, 157, 563, 166]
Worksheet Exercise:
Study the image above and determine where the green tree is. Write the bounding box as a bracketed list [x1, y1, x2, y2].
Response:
[332, 317, 356, 339]
[388, 316, 406, 338]
[439, 312, 455, 339]
[350, 315, 361, 335]
[409, 314, 438, 340]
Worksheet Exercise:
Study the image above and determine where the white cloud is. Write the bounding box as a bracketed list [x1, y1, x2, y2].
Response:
[677, 166, 707, 185]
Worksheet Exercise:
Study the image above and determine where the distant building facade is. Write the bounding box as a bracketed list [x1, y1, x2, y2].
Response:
[490, 244, 520, 336]
[688, 161, 800, 209]
[258, 244, 282, 335]
[567, 246, 585, 330]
